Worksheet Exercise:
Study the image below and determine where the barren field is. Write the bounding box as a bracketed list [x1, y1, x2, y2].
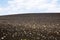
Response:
[0, 13, 60, 40]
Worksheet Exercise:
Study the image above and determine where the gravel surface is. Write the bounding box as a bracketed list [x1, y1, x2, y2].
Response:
[0, 13, 60, 40]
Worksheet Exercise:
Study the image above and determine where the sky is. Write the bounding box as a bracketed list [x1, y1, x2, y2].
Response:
[0, 0, 60, 15]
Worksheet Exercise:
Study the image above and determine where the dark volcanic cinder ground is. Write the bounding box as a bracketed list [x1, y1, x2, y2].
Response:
[0, 13, 60, 40]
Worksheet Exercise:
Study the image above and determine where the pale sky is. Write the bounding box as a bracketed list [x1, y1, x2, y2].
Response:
[0, 0, 60, 15]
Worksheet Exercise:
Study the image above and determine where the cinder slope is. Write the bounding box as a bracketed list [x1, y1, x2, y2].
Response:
[0, 13, 60, 40]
